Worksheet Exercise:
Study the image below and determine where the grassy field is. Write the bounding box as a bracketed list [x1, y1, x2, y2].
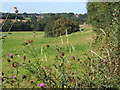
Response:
[2, 25, 95, 88]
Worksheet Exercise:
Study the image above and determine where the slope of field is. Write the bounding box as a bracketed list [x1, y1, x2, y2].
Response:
[2, 25, 95, 88]
[3, 24, 94, 66]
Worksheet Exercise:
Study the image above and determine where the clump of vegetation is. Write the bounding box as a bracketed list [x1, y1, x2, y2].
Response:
[86, 2, 119, 88]
[1, 2, 120, 89]
[2, 12, 86, 33]
[2, 20, 33, 31]
[44, 16, 79, 37]
[2, 25, 94, 88]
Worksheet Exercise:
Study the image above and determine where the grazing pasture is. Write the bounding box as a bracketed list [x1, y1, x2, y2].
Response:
[1, 1, 119, 88]
[2, 25, 96, 88]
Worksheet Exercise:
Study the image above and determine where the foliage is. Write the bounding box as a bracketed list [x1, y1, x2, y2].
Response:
[2, 20, 32, 31]
[2, 42, 87, 88]
[2, 26, 94, 88]
[2, 13, 23, 19]
[56, 13, 87, 24]
[44, 16, 80, 37]
[87, 2, 119, 88]
[2, 20, 13, 32]
[31, 19, 47, 31]
[13, 21, 33, 31]
[2, 12, 87, 32]
[1, 2, 120, 88]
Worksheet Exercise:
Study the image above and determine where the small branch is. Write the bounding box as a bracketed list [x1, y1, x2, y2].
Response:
[60, 33, 63, 44]
[100, 28, 107, 36]
[71, 44, 75, 51]
[6, 13, 18, 36]
[66, 29, 69, 44]
[105, 48, 111, 61]
[44, 54, 47, 62]
[41, 47, 43, 55]
[90, 50, 104, 60]
[0, 13, 10, 30]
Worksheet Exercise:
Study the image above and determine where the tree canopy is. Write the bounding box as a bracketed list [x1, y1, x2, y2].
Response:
[44, 16, 79, 37]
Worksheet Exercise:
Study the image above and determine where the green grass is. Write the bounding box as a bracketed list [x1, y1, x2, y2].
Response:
[3, 26, 94, 63]
[24, 18, 31, 20]
[2, 25, 95, 87]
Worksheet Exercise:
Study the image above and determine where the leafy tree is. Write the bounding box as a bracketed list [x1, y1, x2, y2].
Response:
[12, 21, 32, 31]
[32, 21, 44, 31]
[44, 16, 79, 37]
[2, 20, 13, 32]
[2, 12, 87, 32]
[87, 2, 119, 87]
[23, 12, 28, 18]
[31, 16, 37, 21]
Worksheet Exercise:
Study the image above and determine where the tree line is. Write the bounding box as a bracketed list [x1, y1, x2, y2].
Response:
[2, 12, 87, 37]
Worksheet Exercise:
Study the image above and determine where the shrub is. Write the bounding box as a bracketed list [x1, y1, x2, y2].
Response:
[44, 16, 80, 37]
[87, 2, 119, 88]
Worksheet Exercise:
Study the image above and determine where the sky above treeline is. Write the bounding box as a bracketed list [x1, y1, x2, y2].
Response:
[1, 2, 87, 14]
